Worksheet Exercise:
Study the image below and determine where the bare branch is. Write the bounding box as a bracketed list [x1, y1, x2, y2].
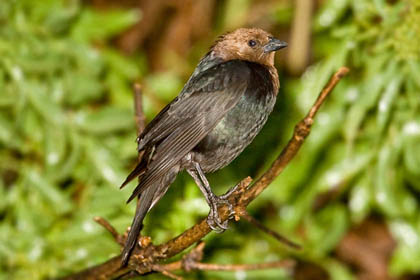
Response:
[240, 211, 301, 250]
[93, 216, 124, 246]
[156, 241, 294, 276]
[133, 83, 145, 137]
[152, 266, 184, 280]
[189, 259, 295, 271]
[159, 259, 295, 273]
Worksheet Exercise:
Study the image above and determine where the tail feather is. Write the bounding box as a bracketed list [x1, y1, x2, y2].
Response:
[121, 186, 155, 266]
[120, 162, 179, 266]
[126, 181, 149, 203]
[120, 161, 147, 189]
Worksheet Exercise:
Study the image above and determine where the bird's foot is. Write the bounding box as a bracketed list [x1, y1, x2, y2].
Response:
[207, 194, 236, 233]
[219, 182, 241, 200]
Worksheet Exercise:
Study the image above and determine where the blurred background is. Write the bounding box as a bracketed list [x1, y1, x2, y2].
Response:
[1, 0, 420, 279]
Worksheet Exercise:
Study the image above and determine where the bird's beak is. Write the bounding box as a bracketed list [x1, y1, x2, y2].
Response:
[263, 37, 288, 53]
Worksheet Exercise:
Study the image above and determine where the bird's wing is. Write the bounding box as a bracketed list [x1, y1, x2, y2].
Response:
[124, 60, 251, 202]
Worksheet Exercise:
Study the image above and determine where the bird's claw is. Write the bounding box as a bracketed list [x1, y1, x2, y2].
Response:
[206, 195, 236, 233]
[219, 182, 241, 200]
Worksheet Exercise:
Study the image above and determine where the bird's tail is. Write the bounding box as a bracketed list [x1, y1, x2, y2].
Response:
[120, 162, 179, 266]
[121, 186, 155, 266]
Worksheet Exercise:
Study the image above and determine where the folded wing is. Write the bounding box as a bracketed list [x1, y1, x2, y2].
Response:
[121, 60, 251, 202]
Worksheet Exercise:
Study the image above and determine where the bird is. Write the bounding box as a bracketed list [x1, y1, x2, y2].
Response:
[119, 27, 287, 266]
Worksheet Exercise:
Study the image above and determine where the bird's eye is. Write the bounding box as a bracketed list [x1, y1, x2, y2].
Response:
[248, 40, 257, 47]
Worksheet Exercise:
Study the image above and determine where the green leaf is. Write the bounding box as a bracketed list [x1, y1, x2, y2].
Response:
[389, 219, 420, 276]
[375, 138, 417, 218]
[376, 74, 402, 134]
[0, 113, 16, 146]
[63, 72, 104, 106]
[26, 169, 73, 214]
[146, 72, 184, 101]
[84, 138, 126, 186]
[323, 258, 356, 280]
[24, 81, 64, 125]
[71, 8, 140, 42]
[402, 120, 420, 176]
[305, 204, 349, 258]
[349, 175, 372, 223]
[75, 106, 134, 134]
[315, 0, 350, 30]
[103, 49, 140, 79]
[44, 124, 66, 169]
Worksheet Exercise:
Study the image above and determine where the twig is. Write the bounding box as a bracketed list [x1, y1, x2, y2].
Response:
[93, 216, 124, 246]
[160, 259, 294, 273]
[133, 83, 145, 138]
[158, 241, 206, 273]
[156, 241, 294, 277]
[61, 67, 349, 280]
[187, 260, 295, 271]
[181, 241, 205, 271]
[152, 266, 184, 280]
[240, 211, 301, 250]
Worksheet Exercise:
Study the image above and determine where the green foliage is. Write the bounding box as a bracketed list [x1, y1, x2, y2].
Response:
[0, 0, 142, 278]
[262, 0, 420, 277]
[1, 0, 420, 279]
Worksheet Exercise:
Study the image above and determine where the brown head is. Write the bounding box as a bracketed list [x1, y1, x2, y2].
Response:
[211, 28, 287, 67]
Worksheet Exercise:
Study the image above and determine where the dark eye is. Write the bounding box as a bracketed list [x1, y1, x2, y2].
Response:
[248, 40, 257, 47]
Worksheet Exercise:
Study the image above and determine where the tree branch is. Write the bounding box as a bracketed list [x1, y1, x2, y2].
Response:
[183, 260, 295, 271]
[61, 67, 349, 280]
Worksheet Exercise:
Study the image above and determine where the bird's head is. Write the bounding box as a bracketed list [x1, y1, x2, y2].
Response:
[211, 28, 287, 66]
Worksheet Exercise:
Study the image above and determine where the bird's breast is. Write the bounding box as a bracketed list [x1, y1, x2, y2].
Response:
[191, 62, 277, 172]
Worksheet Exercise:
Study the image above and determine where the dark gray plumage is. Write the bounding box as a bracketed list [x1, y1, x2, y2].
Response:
[120, 28, 287, 265]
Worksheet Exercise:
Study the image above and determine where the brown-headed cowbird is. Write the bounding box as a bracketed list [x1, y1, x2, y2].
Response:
[120, 28, 287, 265]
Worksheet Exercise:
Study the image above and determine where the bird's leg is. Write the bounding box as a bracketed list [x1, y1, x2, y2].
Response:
[187, 162, 235, 232]
[187, 167, 227, 232]
[194, 164, 238, 216]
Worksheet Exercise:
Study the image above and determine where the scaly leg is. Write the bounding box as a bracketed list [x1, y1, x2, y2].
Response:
[187, 161, 236, 232]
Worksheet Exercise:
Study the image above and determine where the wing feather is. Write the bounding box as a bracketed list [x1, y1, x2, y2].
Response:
[124, 60, 251, 202]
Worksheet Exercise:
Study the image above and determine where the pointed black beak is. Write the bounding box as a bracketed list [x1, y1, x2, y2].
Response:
[263, 37, 288, 53]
